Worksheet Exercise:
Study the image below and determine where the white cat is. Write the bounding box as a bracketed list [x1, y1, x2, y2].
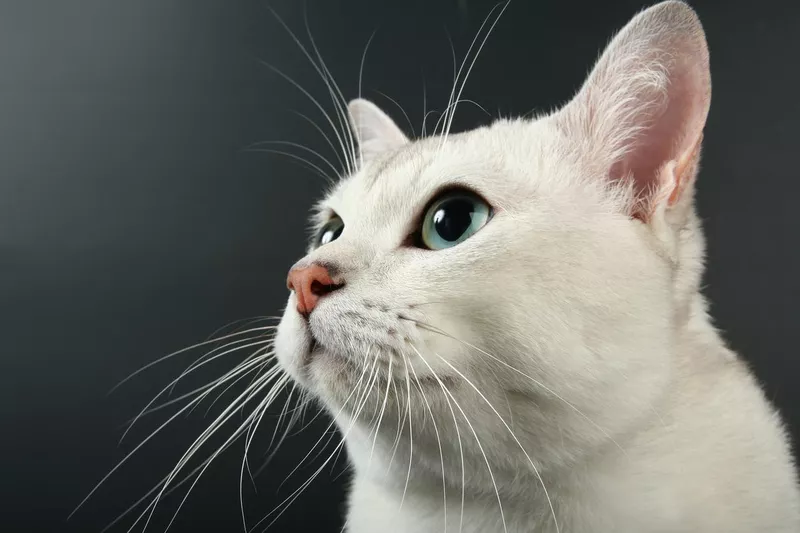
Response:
[274, 2, 800, 531]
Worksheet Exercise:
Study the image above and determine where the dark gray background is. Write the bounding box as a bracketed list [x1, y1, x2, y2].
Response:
[1, 1, 798, 532]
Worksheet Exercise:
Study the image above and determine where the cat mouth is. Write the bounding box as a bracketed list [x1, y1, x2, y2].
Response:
[302, 332, 322, 368]
[308, 334, 320, 354]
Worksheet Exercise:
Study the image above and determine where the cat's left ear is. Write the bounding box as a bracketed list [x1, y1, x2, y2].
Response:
[556, 1, 710, 221]
[348, 98, 408, 165]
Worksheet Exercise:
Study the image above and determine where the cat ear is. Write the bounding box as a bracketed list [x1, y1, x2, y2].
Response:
[556, 1, 710, 221]
[347, 98, 408, 165]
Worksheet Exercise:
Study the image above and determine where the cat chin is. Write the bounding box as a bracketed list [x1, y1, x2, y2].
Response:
[274, 302, 386, 396]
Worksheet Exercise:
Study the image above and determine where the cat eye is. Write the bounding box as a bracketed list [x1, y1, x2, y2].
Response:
[316, 216, 344, 247]
[417, 189, 492, 250]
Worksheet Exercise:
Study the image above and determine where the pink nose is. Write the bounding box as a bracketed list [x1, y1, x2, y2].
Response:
[286, 263, 342, 315]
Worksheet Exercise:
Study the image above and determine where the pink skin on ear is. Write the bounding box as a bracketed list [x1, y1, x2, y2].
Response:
[557, 1, 711, 222]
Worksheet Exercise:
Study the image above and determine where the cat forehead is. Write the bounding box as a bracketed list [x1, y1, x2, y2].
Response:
[320, 118, 566, 221]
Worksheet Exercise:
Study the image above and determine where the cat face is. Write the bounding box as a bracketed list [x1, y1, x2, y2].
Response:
[274, 0, 710, 486]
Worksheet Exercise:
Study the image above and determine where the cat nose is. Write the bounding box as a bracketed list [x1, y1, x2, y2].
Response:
[286, 263, 344, 316]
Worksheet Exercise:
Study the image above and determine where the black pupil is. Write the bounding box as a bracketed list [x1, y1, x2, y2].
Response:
[433, 198, 474, 242]
[320, 221, 343, 245]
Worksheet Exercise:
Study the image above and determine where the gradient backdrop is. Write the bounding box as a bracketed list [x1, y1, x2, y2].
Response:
[2, 0, 799, 532]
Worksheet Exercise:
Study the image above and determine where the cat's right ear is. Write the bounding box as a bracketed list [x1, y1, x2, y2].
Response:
[347, 98, 408, 165]
[555, 1, 711, 222]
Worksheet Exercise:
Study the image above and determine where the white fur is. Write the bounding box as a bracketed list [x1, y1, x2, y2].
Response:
[274, 2, 800, 531]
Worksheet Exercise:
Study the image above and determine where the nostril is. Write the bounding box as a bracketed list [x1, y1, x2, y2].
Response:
[310, 279, 344, 296]
[287, 262, 345, 316]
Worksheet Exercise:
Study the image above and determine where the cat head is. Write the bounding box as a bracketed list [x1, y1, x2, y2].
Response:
[274, 0, 710, 486]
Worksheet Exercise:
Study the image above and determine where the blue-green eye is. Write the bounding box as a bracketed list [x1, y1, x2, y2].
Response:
[317, 216, 344, 247]
[419, 190, 492, 250]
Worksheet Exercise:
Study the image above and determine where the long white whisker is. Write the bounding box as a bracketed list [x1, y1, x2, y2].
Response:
[441, 1, 510, 148]
[420, 71, 429, 138]
[367, 357, 393, 470]
[249, 350, 382, 532]
[268, 7, 357, 175]
[406, 356, 447, 532]
[159, 373, 291, 533]
[386, 372, 407, 474]
[169, 334, 273, 398]
[436, 354, 560, 533]
[436, 27, 458, 140]
[256, 389, 310, 475]
[358, 30, 378, 101]
[124, 356, 265, 427]
[270, 348, 374, 488]
[291, 110, 346, 171]
[184, 348, 275, 423]
[108, 326, 275, 394]
[72, 349, 274, 523]
[138, 368, 289, 533]
[99, 442, 239, 533]
[259, 59, 355, 177]
[200, 358, 273, 418]
[245, 148, 334, 184]
[302, 7, 360, 175]
[411, 319, 626, 455]
[397, 355, 414, 516]
[409, 346, 474, 533]
[242, 140, 340, 178]
[238, 379, 293, 531]
[438, 3, 500, 140]
[121, 339, 272, 443]
[329, 349, 381, 475]
[374, 90, 416, 137]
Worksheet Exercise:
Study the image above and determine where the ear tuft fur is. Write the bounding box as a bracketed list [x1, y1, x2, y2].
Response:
[557, 1, 711, 221]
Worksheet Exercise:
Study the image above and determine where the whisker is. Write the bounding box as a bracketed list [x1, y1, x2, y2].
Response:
[157, 373, 292, 533]
[257, 390, 313, 475]
[406, 355, 447, 532]
[76, 350, 276, 527]
[440, 1, 510, 147]
[268, 348, 375, 487]
[386, 373, 407, 474]
[244, 148, 335, 184]
[420, 70, 429, 138]
[397, 356, 415, 516]
[74, 354, 271, 522]
[168, 333, 273, 397]
[291, 110, 346, 172]
[433, 98, 493, 133]
[408, 318, 627, 455]
[201, 356, 274, 418]
[121, 339, 273, 443]
[434, 27, 457, 141]
[367, 357, 393, 471]
[329, 350, 382, 476]
[242, 140, 340, 178]
[135, 368, 289, 533]
[249, 350, 382, 532]
[435, 354, 560, 533]
[301, 6, 359, 175]
[268, 7, 357, 175]
[108, 326, 275, 395]
[238, 379, 295, 531]
[408, 346, 473, 533]
[373, 90, 416, 138]
[259, 59, 355, 177]
[122, 358, 263, 427]
[358, 30, 378, 102]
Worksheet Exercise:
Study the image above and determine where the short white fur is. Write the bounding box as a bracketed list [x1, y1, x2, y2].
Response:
[274, 2, 800, 532]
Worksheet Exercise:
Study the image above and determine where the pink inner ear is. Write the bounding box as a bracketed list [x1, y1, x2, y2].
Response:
[558, 2, 711, 221]
[610, 58, 708, 214]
